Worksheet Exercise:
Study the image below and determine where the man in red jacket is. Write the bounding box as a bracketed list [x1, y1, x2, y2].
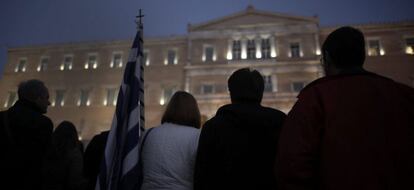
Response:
[276, 26, 414, 190]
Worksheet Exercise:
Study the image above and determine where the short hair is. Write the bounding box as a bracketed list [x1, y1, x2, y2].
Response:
[17, 79, 48, 101]
[228, 68, 264, 104]
[161, 91, 201, 129]
[322, 26, 366, 68]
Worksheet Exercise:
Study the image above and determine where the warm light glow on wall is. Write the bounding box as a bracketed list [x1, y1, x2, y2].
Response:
[380, 49, 385, 56]
[164, 59, 168, 65]
[316, 49, 321, 55]
[241, 40, 247, 59]
[52, 101, 55, 107]
[256, 51, 262, 59]
[174, 57, 178, 65]
[84, 64, 89, 69]
[226, 51, 232, 60]
[110, 62, 114, 68]
[37, 66, 41, 72]
[93, 63, 98, 69]
[77, 100, 80, 106]
[213, 53, 217, 61]
[202, 54, 206, 62]
[22, 67, 26, 72]
[159, 98, 165, 105]
[406, 46, 414, 55]
[86, 100, 91, 106]
[60, 101, 65, 106]
[271, 50, 277, 58]
[300, 51, 304, 57]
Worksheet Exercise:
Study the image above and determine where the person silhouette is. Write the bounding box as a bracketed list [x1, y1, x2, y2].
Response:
[194, 68, 286, 190]
[0, 79, 53, 190]
[276, 26, 414, 190]
[48, 121, 88, 190]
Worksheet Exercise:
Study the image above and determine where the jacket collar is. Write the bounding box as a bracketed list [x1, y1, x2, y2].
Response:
[12, 99, 44, 114]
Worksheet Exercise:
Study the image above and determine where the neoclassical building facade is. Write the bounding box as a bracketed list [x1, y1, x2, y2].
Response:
[1, 6, 413, 141]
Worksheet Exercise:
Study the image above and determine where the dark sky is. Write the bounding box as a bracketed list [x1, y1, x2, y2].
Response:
[1, 0, 414, 75]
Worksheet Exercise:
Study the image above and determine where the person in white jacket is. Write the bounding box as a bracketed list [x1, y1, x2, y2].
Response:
[140, 91, 201, 190]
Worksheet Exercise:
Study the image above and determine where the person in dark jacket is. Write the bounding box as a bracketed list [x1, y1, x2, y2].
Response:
[0, 79, 53, 190]
[84, 130, 109, 190]
[194, 68, 286, 190]
[276, 26, 414, 190]
[49, 121, 87, 190]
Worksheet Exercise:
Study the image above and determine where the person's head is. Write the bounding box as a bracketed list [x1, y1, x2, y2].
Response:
[17, 79, 50, 113]
[53, 121, 80, 157]
[161, 91, 201, 129]
[321, 26, 366, 76]
[228, 68, 264, 104]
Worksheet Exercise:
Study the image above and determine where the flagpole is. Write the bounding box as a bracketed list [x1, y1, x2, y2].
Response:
[137, 9, 145, 131]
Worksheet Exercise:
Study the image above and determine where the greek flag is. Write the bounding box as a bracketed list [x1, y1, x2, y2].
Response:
[96, 13, 145, 190]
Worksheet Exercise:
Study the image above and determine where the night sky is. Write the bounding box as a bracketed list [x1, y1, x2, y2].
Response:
[1, 0, 413, 76]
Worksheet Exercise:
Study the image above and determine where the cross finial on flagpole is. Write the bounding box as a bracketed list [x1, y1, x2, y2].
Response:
[136, 9, 144, 25]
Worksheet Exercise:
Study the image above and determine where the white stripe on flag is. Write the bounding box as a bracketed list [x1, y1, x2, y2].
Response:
[128, 107, 139, 131]
[122, 143, 139, 176]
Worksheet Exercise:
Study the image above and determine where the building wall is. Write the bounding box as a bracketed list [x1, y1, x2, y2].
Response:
[1, 9, 413, 141]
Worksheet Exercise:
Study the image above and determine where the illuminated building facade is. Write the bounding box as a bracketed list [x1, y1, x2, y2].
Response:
[1, 6, 413, 141]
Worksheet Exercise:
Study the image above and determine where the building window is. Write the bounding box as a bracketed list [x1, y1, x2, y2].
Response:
[166, 50, 177, 65]
[203, 46, 215, 62]
[61, 55, 73, 70]
[261, 39, 271, 59]
[367, 39, 383, 56]
[232, 40, 242, 60]
[15, 58, 27, 72]
[37, 57, 48, 72]
[143, 51, 149, 66]
[111, 53, 123, 68]
[4, 92, 17, 108]
[405, 37, 414, 55]
[247, 39, 256, 59]
[263, 76, 273, 92]
[290, 43, 301, 58]
[105, 88, 118, 106]
[78, 90, 90, 106]
[292, 82, 305, 92]
[201, 84, 214, 94]
[54, 90, 65, 107]
[85, 54, 98, 69]
[160, 87, 176, 105]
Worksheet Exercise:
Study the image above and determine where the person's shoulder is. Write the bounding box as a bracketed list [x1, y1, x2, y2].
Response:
[261, 106, 286, 118]
[38, 114, 54, 128]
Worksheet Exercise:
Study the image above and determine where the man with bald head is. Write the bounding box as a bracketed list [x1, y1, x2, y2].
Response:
[0, 79, 53, 190]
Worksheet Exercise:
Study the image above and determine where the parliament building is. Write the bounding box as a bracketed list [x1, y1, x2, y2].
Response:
[1, 6, 413, 141]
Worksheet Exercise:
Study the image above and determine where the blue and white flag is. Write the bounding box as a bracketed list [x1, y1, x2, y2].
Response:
[96, 13, 145, 190]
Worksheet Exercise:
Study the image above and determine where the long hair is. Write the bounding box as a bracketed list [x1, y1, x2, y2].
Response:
[161, 91, 201, 129]
[53, 121, 80, 158]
